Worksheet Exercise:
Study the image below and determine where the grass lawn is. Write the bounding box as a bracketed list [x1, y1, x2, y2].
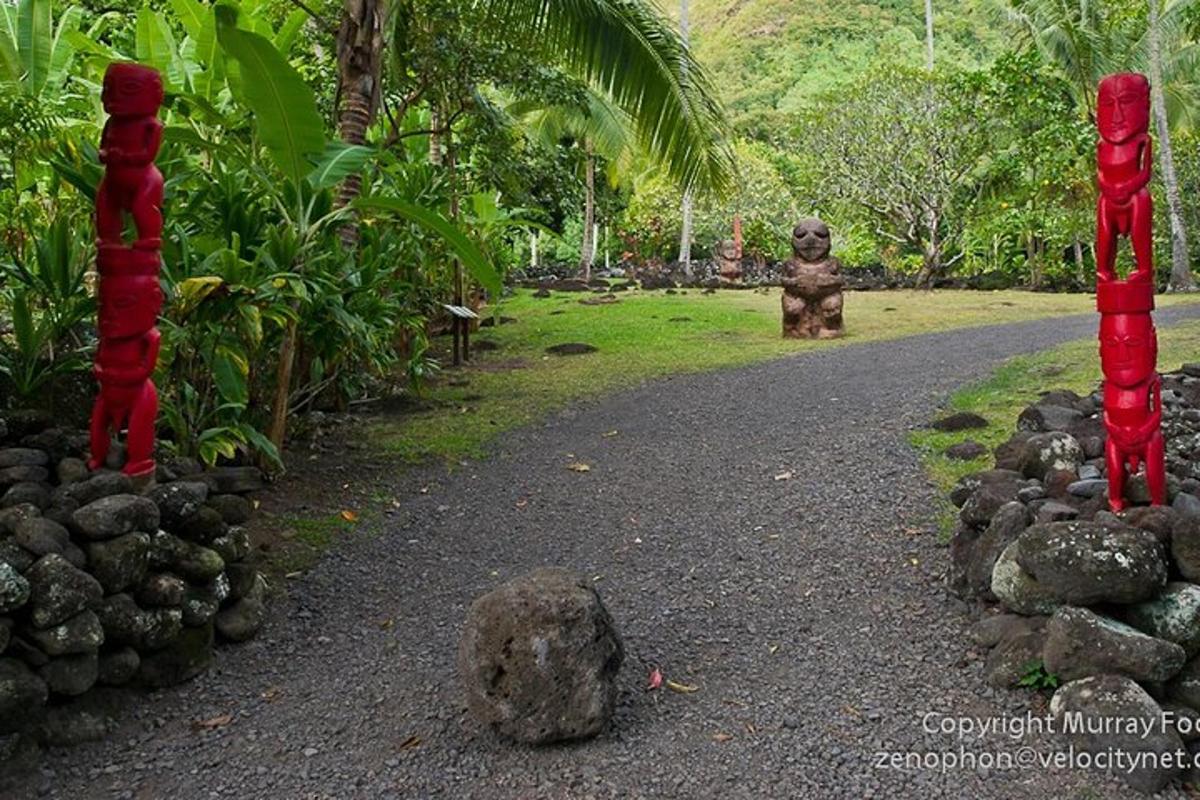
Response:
[370, 286, 1200, 463]
[909, 318, 1200, 535]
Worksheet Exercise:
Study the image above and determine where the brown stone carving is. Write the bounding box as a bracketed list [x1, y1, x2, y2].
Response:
[781, 218, 844, 339]
[715, 239, 742, 284]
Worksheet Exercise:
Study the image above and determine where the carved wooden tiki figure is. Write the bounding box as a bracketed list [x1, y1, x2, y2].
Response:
[89, 63, 165, 480]
[781, 218, 844, 339]
[1095, 73, 1165, 510]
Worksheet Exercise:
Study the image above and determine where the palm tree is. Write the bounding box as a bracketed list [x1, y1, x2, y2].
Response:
[924, 0, 935, 70]
[1149, 0, 1195, 290]
[677, 0, 694, 274]
[513, 88, 636, 280]
[331, 0, 734, 240]
[1003, 0, 1200, 288]
[333, 0, 385, 247]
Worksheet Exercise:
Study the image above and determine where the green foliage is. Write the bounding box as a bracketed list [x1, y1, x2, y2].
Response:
[619, 138, 799, 262]
[794, 65, 995, 286]
[1017, 660, 1060, 690]
[0, 217, 94, 401]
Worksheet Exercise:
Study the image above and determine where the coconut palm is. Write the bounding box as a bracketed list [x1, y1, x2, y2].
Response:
[332, 0, 733, 244]
[513, 87, 636, 280]
[677, 0, 693, 274]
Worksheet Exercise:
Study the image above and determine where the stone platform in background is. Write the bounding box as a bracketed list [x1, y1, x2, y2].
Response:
[948, 364, 1200, 793]
[0, 410, 266, 757]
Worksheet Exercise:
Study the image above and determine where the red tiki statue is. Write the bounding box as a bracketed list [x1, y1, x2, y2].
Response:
[89, 63, 165, 480]
[1095, 72, 1165, 511]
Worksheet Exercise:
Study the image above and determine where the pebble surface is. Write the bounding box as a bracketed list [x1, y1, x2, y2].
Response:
[16, 306, 1200, 799]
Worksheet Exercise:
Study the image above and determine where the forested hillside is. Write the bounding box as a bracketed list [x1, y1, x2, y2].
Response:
[625, 0, 1200, 292]
[682, 0, 1005, 134]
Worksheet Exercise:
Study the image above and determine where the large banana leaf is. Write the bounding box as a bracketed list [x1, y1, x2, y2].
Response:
[215, 5, 323, 188]
[17, 0, 51, 93]
[136, 6, 186, 92]
[355, 197, 502, 297]
[481, 0, 734, 196]
[44, 5, 81, 99]
[0, 8, 19, 86]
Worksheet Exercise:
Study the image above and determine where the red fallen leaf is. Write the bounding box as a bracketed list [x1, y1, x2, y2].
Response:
[340, 510, 359, 522]
[647, 667, 663, 691]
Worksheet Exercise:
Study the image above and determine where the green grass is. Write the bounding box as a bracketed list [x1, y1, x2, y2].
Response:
[370, 286, 1200, 464]
[909, 319, 1200, 512]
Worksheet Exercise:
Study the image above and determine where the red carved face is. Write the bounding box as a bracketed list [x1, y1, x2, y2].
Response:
[98, 276, 162, 339]
[101, 63, 164, 117]
[1100, 312, 1157, 388]
[1097, 73, 1150, 145]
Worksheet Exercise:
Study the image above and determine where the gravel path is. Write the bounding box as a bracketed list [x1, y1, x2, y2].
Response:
[15, 307, 1200, 800]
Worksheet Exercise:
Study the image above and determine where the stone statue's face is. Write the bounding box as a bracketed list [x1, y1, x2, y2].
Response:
[717, 239, 738, 260]
[792, 220, 831, 262]
[1100, 312, 1156, 388]
[1097, 73, 1149, 145]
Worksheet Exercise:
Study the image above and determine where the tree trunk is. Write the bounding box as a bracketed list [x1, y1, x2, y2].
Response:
[334, 0, 385, 248]
[924, 0, 935, 70]
[429, 106, 442, 166]
[266, 315, 299, 458]
[917, 220, 940, 289]
[579, 148, 595, 280]
[677, 0, 693, 276]
[679, 191, 693, 275]
[1073, 237, 1086, 286]
[1148, 0, 1195, 291]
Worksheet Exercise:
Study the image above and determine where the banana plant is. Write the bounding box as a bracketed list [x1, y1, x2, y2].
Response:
[0, 0, 83, 101]
[211, 4, 499, 453]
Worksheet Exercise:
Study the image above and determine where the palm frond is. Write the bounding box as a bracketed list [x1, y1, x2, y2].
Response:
[479, 0, 734, 197]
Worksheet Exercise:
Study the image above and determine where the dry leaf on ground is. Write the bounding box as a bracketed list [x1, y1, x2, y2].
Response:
[191, 713, 233, 731]
[666, 680, 699, 694]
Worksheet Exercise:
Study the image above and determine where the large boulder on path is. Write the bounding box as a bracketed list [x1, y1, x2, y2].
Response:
[1016, 520, 1167, 605]
[1121, 582, 1200, 658]
[1042, 606, 1186, 683]
[1052, 675, 1184, 793]
[457, 567, 624, 744]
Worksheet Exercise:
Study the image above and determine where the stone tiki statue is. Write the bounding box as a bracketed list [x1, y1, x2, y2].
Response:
[1095, 73, 1164, 511]
[781, 218, 844, 339]
[88, 63, 165, 480]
